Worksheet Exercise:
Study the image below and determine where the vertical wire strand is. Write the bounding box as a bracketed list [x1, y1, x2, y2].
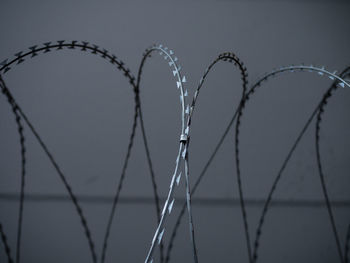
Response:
[0, 222, 14, 263]
[0, 76, 27, 263]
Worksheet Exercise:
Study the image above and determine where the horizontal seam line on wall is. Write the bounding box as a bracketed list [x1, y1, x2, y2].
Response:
[0, 193, 349, 207]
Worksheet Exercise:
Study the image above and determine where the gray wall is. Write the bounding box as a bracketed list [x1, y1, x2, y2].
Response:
[0, 0, 349, 262]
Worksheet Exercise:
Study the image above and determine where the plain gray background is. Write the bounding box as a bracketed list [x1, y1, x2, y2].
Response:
[0, 0, 349, 262]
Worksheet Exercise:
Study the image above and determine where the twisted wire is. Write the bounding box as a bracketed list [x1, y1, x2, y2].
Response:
[1, 42, 349, 263]
[165, 108, 239, 263]
[100, 96, 139, 263]
[0, 41, 135, 83]
[184, 150, 199, 263]
[252, 105, 319, 262]
[0, 222, 14, 263]
[0, 76, 27, 263]
[142, 44, 188, 263]
[101, 45, 175, 263]
[315, 66, 350, 263]
[165, 52, 248, 263]
[0, 41, 139, 263]
[1, 80, 98, 262]
[134, 47, 165, 263]
[14, 106, 25, 263]
[232, 65, 350, 263]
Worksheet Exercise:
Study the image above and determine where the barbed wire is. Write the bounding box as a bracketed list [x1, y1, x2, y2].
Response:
[315, 67, 350, 263]
[0, 41, 139, 263]
[0, 41, 349, 263]
[0, 76, 27, 263]
[234, 65, 350, 263]
[140, 44, 190, 263]
[164, 51, 248, 263]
